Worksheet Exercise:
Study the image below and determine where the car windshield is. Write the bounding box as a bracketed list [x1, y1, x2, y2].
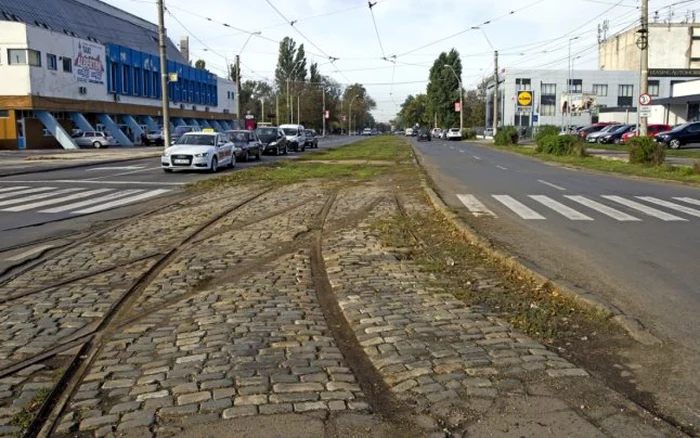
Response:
[149, 131, 161, 135]
[228, 132, 248, 142]
[177, 134, 215, 145]
[283, 128, 298, 136]
[670, 123, 691, 132]
[257, 128, 277, 137]
[174, 127, 194, 135]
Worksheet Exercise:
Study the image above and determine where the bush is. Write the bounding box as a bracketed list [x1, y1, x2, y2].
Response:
[461, 128, 477, 140]
[494, 126, 519, 145]
[535, 125, 560, 143]
[628, 136, 665, 166]
[535, 134, 587, 157]
[694, 161, 700, 175]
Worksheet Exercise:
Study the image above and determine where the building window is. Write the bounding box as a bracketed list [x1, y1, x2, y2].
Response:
[152, 71, 158, 97]
[62, 57, 72, 72]
[617, 84, 634, 107]
[28, 50, 41, 67]
[541, 104, 556, 116]
[8, 49, 41, 66]
[540, 83, 556, 116]
[648, 80, 660, 97]
[541, 83, 556, 96]
[0, 110, 9, 118]
[567, 79, 582, 93]
[46, 53, 57, 70]
[122, 65, 131, 94]
[516, 78, 531, 91]
[592, 84, 608, 96]
[143, 69, 150, 97]
[109, 62, 118, 93]
[134, 67, 141, 96]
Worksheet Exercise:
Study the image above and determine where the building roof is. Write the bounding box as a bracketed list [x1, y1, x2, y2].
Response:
[0, 0, 186, 63]
[654, 94, 700, 105]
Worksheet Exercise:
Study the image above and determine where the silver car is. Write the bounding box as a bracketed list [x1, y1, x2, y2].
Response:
[72, 131, 116, 148]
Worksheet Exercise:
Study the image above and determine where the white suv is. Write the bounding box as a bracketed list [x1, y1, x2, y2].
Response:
[446, 128, 462, 141]
[279, 124, 307, 152]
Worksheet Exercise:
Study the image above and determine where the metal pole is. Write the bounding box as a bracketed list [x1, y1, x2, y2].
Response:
[156, 0, 171, 146]
[261, 99, 264, 123]
[235, 54, 240, 129]
[640, 0, 649, 135]
[287, 78, 290, 123]
[322, 86, 326, 136]
[493, 50, 498, 135]
[297, 95, 300, 125]
[276, 93, 279, 125]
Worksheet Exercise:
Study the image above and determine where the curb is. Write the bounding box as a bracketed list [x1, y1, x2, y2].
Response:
[0, 154, 161, 178]
[409, 142, 662, 346]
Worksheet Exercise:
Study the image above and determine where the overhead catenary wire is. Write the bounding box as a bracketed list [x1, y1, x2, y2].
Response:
[367, 1, 387, 59]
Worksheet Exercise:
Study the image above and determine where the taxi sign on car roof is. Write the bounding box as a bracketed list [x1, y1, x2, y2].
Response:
[202, 128, 215, 133]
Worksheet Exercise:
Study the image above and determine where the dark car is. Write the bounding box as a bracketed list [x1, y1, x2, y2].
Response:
[305, 129, 319, 148]
[225, 130, 263, 162]
[417, 129, 432, 142]
[654, 121, 700, 149]
[577, 123, 616, 139]
[598, 124, 635, 144]
[256, 127, 288, 155]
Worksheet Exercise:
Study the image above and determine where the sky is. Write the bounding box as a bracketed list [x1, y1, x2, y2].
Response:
[103, 0, 690, 121]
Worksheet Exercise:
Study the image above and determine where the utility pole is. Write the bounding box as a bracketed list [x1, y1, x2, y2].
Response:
[276, 93, 279, 125]
[156, 0, 171, 146]
[287, 78, 291, 123]
[235, 54, 241, 129]
[640, 0, 649, 135]
[493, 50, 499, 135]
[297, 95, 300, 125]
[321, 86, 326, 136]
[261, 99, 265, 124]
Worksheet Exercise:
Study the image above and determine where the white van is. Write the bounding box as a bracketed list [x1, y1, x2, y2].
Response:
[279, 124, 307, 152]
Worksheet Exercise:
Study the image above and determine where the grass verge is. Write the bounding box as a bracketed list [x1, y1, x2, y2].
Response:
[189, 135, 414, 190]
[587, 143, 700, 158]
[492, 144, 700, 184]
[300, 135, 414, 162]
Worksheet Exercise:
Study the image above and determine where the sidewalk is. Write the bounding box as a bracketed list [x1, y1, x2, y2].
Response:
[0, 141, 683, 437]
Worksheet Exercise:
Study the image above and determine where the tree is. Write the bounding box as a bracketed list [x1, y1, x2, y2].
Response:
[238, 80, 276, 119]
[426, 49, 463, 128]
[398, 94, 429, 127]
[194, 59, 206, 69]
[342, 84, 377, 132]
[309, 62, 321, 84]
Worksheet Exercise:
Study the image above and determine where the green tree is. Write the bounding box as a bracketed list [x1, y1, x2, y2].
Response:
[194, 59, 206, 69]
[342, 84, 377, 132]
[309, 62, 321, 84]
[398, 94, 429, 127]
[426, 49, 463, 128]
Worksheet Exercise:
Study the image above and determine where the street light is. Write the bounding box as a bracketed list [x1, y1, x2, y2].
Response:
[567, 36, 579, 129]
[348, 95, 362, 136]
[234, 31, 261, 129]
[444, 64, 463, 132]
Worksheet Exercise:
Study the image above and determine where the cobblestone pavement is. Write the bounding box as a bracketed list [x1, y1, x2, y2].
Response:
[0, 179, 684, 437]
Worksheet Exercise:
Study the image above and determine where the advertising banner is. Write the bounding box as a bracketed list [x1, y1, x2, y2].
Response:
[74, 41, 105, 85]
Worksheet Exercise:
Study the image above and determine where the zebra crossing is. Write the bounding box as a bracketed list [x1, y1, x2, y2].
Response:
[457, 193, 700, 223]
[0, 185, 171, 215]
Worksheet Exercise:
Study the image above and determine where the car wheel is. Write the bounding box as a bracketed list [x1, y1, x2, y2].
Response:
[228, 153, 236, 168]
[284, 146, 289, 155]
[668, 139, 681, 149]
[210, 156, 218, 173]
[256, 148, 261, 160]
[163, 168, 173, 173]
[242, 150, 249, 162]
[93, 141, 103, 149]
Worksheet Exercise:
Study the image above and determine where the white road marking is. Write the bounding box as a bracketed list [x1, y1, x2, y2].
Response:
[4, 179, 184, 186]
[0, 186, 29, 193]
[472, 156, 482, 160]
[636, 196, 700, 218]
[537, 180, 566, 191]
[72, 189, 171, 214]
[40, 190, 144, 213]
[496, 165, 508, 170]
[529, 195, 593, 221]
[2, 189, 113, 212]
[602, 196, 687, 221]
[456, 194, 497, 218]
[6, 245, 54, 261]
[0, 188, 80, 207]
[0, 187, 57, 200]
[492, 195, 546, 220]
[565, 196, 641, 221]
[673, 197, 700, 207]
[86, 166, 146, 171]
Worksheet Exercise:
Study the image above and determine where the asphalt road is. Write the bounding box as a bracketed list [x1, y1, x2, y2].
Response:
[413, 137, 700, 355]
[0, 136, 360, 258]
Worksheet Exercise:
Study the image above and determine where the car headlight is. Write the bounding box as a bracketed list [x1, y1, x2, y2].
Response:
[269, 141, 277, 146]
[163, 152, 171, 157]
[193, 152, 208, 157]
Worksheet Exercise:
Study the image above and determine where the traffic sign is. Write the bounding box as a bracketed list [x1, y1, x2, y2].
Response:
[639, 93, 652, 106]
[517, 91, 533, 107]
[640, 105, 652, 117]
[324, 110, 330, 119]
[454, 102, 461, 112]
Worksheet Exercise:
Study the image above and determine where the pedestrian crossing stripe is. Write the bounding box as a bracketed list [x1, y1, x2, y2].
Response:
[457, 194, 700, 222]
[0, 186, 171, 215]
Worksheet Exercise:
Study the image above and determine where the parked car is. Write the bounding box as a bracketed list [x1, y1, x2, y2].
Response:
[417, 129, 432, 142]
[446, 128, 462, 141]
[305, 129, 319, 148]
[279, 124, 307, 152]
[171, 125, 201, 144]
[405, 128, 414, 136]
[483, 128, 494, 138]
[72, 131, 116, 148]
[585, 124, 621, 143]
[161, 132, 234, 173]
[362, 128, 372, 136]
[431, 128, 441, 138]
[598, 124, 635, 144]
[226, 130, 263, 161]
[654, 121, 700, 149]
[620, 124, 672, 144]
[256, 126, 288, 155]
[578, 122, 617, 140]
[144, 130, 164, 146]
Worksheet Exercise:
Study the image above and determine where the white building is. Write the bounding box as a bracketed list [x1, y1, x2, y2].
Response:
[0, 0, 237, 150]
